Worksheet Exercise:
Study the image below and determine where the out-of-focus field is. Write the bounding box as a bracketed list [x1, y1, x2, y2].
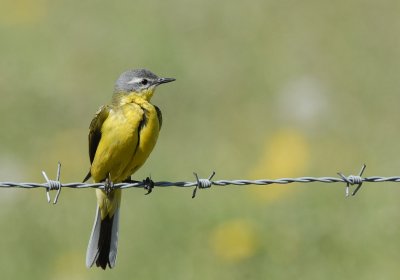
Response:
[1, 0, 400, 279]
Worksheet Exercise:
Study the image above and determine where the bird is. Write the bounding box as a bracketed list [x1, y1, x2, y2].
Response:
[83, 68, 175, 269]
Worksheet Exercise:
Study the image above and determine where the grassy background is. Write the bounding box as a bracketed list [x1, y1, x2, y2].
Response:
[1, 0, 400, 279]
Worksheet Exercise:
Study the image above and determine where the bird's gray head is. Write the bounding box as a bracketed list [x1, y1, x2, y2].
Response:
[114, 68, 175, 95]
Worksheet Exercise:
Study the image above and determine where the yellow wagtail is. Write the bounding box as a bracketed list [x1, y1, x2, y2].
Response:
[83, 69, 175, 269]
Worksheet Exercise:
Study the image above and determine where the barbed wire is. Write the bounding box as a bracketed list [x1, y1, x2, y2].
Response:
[0, 163, 399, 204]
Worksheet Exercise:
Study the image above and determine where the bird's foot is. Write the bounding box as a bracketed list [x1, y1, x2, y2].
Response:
[143, 177, 154, 195]
[104, 174, 114, 195]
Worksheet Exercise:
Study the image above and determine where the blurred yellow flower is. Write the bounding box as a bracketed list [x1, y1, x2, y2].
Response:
[249, 128, 310, 202]
[210, 219, 258, 262]
[0, 0, 47, 26]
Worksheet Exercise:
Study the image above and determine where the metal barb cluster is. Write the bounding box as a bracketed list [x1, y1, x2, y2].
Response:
[338, 164, 366, 197]
[192, 172, 215, 198]
[42, 162, 62, 204]
[1, 163, 399, 204]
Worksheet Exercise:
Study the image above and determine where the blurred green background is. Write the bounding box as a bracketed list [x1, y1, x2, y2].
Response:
[1, 0, 400, 279]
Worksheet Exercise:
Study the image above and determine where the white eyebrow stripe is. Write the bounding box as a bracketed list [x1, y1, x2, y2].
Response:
[127, 77, 142, 84]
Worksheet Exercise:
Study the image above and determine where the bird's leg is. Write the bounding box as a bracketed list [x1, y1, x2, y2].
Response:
[143, 177, 154, 195]
[104, 173, 114, 195]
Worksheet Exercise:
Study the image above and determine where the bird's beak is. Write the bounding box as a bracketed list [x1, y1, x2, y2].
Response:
[156, 77, 176, 85]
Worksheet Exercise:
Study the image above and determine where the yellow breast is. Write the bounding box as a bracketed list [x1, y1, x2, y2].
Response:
[90, 99, 160, 183]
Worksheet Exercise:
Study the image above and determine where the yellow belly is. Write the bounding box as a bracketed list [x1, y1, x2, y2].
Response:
[90, 102, 160, 183]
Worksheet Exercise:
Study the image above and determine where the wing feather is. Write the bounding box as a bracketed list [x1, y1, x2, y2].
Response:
[89, 105, 111, 163]
[83, 105, 110, 182]
[154, 105, 162, 130]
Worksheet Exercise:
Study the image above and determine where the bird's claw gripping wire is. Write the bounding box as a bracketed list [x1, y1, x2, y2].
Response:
[143, 177, 154, 195]
[41, 162, 62, 204]
[338, 164, 366, 197]
[104, 173, 114, 195]
[192, 171, 215, 198]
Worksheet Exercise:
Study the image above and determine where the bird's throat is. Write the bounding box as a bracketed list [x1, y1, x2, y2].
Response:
[113, 89, 155, 106]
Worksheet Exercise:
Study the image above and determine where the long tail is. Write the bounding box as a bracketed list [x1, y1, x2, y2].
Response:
[86, 189, 121, 269]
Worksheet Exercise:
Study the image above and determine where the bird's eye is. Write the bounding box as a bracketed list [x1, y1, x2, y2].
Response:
[141, 79, 148, 86]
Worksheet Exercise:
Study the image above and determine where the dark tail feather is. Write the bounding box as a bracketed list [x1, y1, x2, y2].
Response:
[86, 207, 120, 269]
[96, 216, 113, 269]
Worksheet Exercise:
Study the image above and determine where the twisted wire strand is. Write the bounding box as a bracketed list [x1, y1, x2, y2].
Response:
[2, 176, 398, 189]
[0, 163, 398, 203]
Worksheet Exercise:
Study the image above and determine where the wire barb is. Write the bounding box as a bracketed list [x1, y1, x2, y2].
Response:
[41, 162, 62, 204]
[337, 164, 366, 197]
[192, 171, 216, 198]
[143, 176, 154, 195]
